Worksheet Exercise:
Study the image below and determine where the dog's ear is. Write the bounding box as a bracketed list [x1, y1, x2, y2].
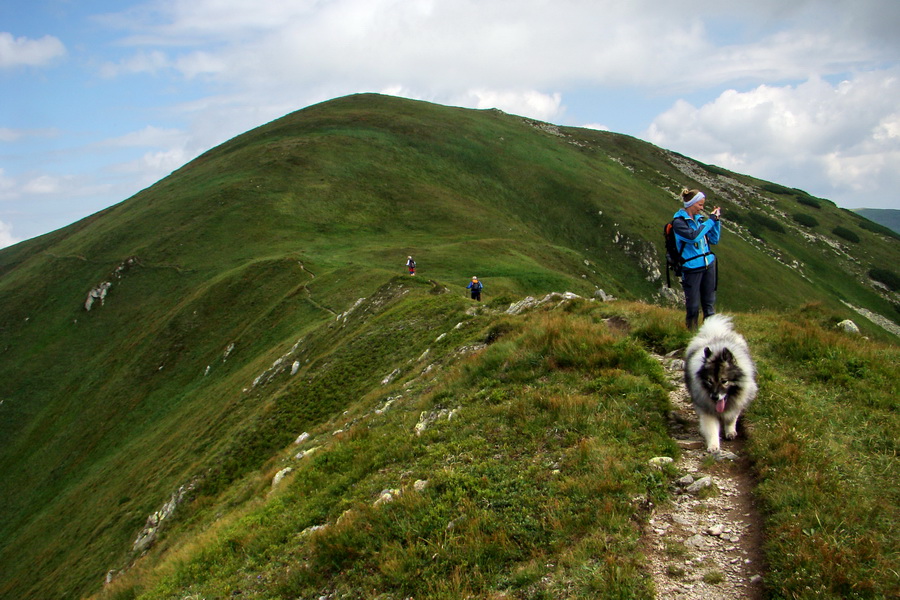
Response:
[721, 347, 733, 362]
[704, 347, 712, 359]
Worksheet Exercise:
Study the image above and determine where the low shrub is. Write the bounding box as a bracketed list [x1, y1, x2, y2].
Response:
[749, 212, 786, 234]
[762, 182, 794, 195]
[797, 196, 821, 209]
[792, 213, 819, 228]
[703, 164, 731, 176]
[832, 226, 860, 243]
[868, 268, 900, 291]
[727, 210, 745, 225]
[859, 219, 900, 240]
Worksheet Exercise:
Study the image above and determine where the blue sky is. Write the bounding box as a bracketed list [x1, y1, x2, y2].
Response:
[2, 0, 899, 248]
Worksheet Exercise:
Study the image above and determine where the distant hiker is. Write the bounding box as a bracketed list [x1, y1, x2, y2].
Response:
[467, 276, 483, 301]
[406, 256, 416, 276]
[672, 188, 721, 330]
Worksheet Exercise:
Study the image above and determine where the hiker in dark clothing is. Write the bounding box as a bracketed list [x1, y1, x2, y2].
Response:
[467, 276, 482, 301]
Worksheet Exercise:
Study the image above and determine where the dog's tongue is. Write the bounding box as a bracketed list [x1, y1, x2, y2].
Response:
[716, 398, 726, 413]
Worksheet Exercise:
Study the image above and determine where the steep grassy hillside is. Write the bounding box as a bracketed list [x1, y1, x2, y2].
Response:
[0, 93, 898, 599]
[92, 296, 898, 599]
[854, 208, 900, 235]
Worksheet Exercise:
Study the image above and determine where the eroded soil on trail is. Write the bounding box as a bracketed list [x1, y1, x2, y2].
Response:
[644, 353, 767, 600]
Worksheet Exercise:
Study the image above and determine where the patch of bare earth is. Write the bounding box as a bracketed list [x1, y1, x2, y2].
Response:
[643, 352, 766, 599]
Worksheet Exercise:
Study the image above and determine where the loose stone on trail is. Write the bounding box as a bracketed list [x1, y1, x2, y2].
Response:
[644, 351, 766, 600]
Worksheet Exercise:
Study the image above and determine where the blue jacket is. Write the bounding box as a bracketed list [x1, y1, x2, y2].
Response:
[672, 208, 720, 271]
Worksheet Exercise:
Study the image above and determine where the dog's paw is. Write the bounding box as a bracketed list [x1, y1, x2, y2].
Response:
[706, 443, 720, 453]
[724, 429, 737, 440]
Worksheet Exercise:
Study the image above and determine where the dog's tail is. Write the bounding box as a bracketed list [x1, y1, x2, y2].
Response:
[698, 314, 733, 336]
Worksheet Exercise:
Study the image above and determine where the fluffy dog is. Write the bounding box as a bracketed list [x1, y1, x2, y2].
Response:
[684, 315, 758, 452]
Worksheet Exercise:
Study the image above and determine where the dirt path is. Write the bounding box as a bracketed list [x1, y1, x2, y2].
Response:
[296, 261, 337, 316]
[643, 352, 766, 599]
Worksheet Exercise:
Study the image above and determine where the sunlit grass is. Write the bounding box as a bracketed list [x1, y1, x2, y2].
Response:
[2, 93, 899, 599]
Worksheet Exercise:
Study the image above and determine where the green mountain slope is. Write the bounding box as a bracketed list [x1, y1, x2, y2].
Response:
[854, 208, 900, 235]
[0, 93, 898, 599]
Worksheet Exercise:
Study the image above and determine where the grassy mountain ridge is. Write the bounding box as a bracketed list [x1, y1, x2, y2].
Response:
[94, 296, 900, 599]
[0, 93, 898, 599]
[853, 208, 900, 235]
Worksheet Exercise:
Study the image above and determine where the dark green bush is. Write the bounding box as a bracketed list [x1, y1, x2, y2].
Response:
[792, 213, 819, 228]
[797, 196, 821, 209]
[762, 182, 794, 195]
[704, 164, 731, 176]
[749, 212, 786, 234]
[868, 268, 900, 291]
[727, 210, 745, 224]
[858, 219, 900, 240]
[832, 226, 860, 243]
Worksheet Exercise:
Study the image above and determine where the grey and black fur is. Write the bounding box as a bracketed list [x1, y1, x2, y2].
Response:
[684, 314, 758, 452]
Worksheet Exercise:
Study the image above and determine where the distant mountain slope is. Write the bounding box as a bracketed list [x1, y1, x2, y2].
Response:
[0, 93, 898, 599]
[854, 208, 900, 235]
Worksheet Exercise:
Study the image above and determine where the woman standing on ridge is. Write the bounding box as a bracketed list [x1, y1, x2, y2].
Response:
[673, 188, 721, 330]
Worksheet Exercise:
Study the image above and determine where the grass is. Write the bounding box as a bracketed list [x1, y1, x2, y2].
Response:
[87, 300, 899, 600]
[0, 93, 898, 599]
[98, 300, 676, 600]
[743, 309, 900, 599]
[702, 570, 724, 584]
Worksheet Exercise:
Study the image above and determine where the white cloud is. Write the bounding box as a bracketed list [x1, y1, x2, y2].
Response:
[103, 125, 188, 148]
[453, 90, 564, 122]
[0, 127, 60, 142]
[0, 168, 16, 200]
[1, 171, 110, 202]
[99, 49, 170, 77]
[0, 219, 19, 248]
[645, 70, 900, 208]
[116, 147, 191, 185]
[97, 1, 900, 94]
[22, 175, 65, 195]
[0, 32, 65, 68]
[0, 128, 21, 142]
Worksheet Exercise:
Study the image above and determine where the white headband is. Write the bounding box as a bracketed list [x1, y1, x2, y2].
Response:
[684, 192, 705, 208]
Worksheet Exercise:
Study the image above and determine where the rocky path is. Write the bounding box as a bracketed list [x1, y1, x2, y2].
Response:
[643, 352, 766, 599]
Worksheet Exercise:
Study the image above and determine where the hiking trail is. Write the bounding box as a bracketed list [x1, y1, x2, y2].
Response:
[643, 351, 767, 599]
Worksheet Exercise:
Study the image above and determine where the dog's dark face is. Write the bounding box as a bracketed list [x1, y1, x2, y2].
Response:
[699, 347, 745, 413]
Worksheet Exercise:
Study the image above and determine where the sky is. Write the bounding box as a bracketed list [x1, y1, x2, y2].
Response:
[2, 0, 900, 248]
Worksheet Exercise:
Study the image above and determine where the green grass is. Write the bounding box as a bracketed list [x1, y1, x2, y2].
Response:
[744, 310, 900, 599]
[85, 300, 900, 600]
[98, 301, 676, 600]
[0, 93, 898, 599]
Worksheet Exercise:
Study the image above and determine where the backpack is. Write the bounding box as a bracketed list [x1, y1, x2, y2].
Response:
[663, 220, 685, 288]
